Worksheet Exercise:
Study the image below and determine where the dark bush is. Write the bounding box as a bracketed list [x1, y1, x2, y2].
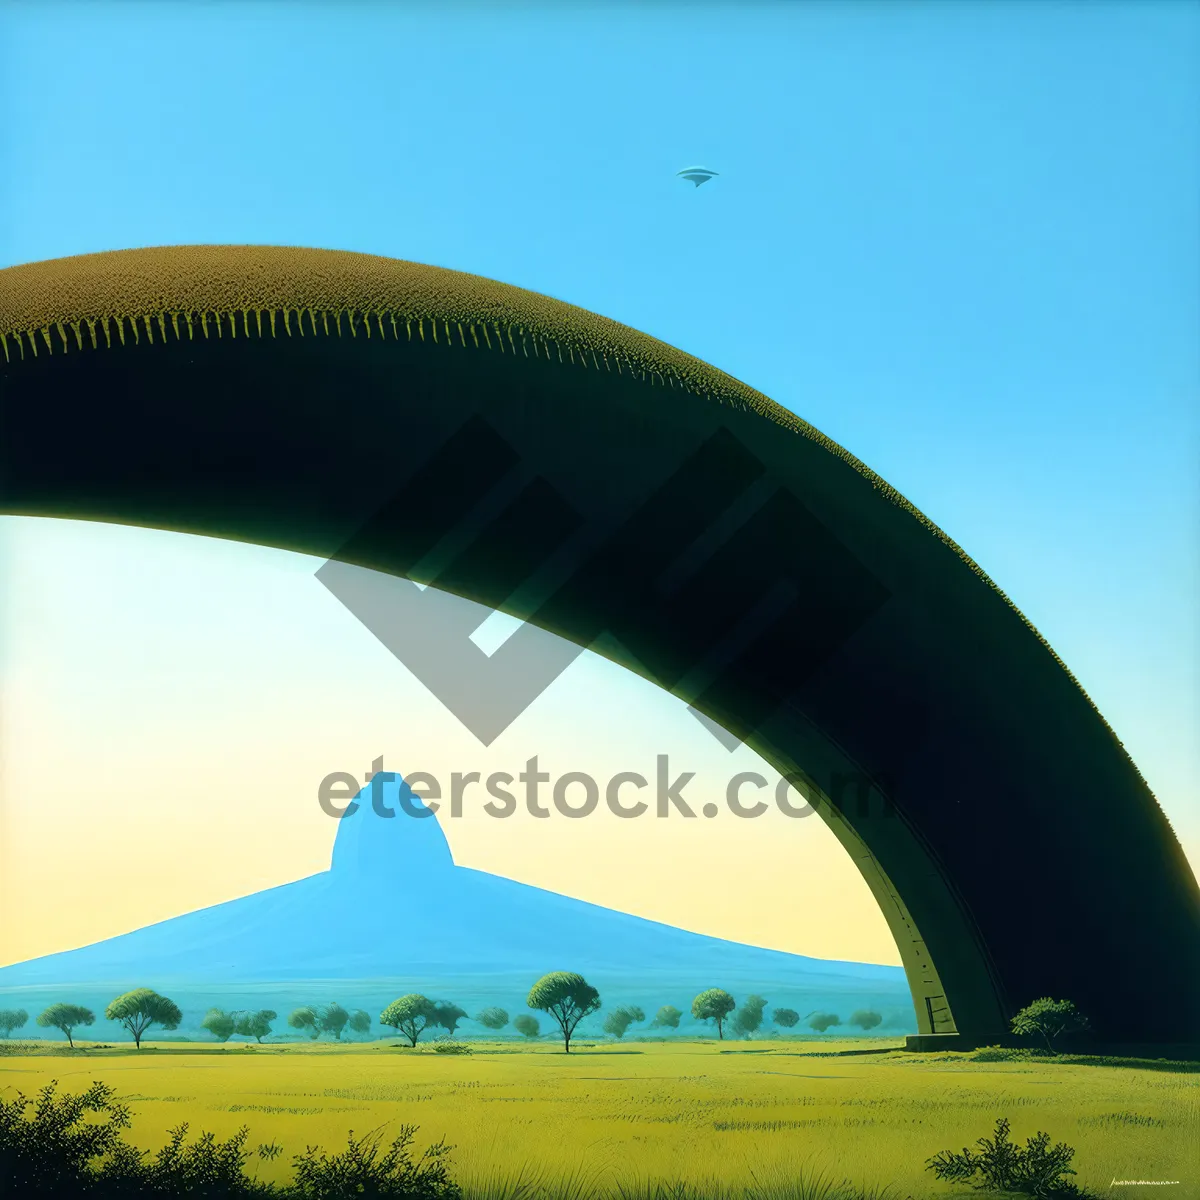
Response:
[0, 1079, 131, 1196]
[926, 1116, 1096, 1197]
[111, 1123, 272, 1197]
[288, 1126, 460, 1199]
[0, 1080, 460, 1199]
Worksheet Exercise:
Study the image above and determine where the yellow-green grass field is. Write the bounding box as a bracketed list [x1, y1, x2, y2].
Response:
[2, 1039, 1196, 1197]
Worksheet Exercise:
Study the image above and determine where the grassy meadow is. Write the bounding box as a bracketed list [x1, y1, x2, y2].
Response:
[1, 1038, 1196, 1197]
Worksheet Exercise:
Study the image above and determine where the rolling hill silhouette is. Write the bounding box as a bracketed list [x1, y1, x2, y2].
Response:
[0, 779, 905, 991]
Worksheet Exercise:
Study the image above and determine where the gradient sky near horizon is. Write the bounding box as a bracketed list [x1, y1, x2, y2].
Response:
[1, 0, 1197, 971]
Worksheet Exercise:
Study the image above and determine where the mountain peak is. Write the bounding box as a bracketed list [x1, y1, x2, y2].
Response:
[329, 775, 455, 882]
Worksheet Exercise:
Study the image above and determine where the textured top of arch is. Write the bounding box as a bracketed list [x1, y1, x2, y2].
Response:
[0, 243, 906, 530]
[0, 244, 1153, 806]
[0, 243, 790, 418]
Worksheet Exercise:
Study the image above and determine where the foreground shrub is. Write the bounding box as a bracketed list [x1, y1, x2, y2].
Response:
[926, 1116, 1095, 1197]
[0, 1080, 269, 1197]
[0, 1079, 131, 1196]
[108, 1123, 272, 1197]
[289, 1126, 460, 1199]
[0, 1080, 459, 1198]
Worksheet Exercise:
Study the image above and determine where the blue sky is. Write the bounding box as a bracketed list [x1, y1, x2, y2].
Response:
[1, 0, 1197, 938]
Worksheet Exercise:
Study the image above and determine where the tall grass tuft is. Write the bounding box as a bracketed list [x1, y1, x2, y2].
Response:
[611, 1165, 907, 1200]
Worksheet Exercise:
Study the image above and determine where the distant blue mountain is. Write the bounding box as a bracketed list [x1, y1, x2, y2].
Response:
[0, 779, 906, 994]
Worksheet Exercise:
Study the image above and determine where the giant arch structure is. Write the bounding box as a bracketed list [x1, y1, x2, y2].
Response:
[2, 246, 1197, 1049]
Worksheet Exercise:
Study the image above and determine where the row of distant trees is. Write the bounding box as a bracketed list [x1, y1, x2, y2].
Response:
[0, 990, 184, 1049]
[0, 995, 282, 1049]
[0, 991, 1090, 1051]
[0, 983, 887, 1050]
[601, 996, 885, 1040]
[371, 980, 890, 1053]
[203, 1008, 285, 1043]
[685, 991, 887, 1038]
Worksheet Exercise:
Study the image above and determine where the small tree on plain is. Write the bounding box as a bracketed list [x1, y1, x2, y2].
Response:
[513, 1014, 540, 1039]
[732, 994, 768, 1038]
[105, 989, 181, 1049]
[380, 994, 438, 1047]
[848, 1009, 882, 1032]
[1011, 998, 1091, 1053]
[36, 1003, 95, 1048]
[691, 989, 736, 1040]
[602, 1005, 645, 1039]
[649, 1005, 682, 1031]
[432, 1002, 468, 1037]
[288, 1006, 320, 1040]
[348, 1009, 372, 1038]
[200, 1008, 236, 1042]
[527, 971, 601, 1054]
[0, 1009, 28, 1039]
[319, 1003, 350, 1040]
[806, 1011, 840, 1033]
[773, 1008, 800, 1029]
[475, 1007, 509, 1031]
[234, 1009, 277, 1043]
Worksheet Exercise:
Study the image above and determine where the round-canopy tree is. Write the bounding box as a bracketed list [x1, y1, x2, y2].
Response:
[235, 1009, 277, 1043]
[1011, 998, 1091, 1053]
[432, 1002, 468, 1037]
[733, 994, 768, 1038]
[200, 1008, 236, 1042]
[319, 1003, 350, 1040]
[650, 1005, 683, 1031]
[37, 1004, 94, 1047]
[807, 1011, 841, 1034]
[380, 995, 437, 1047]
[0, 1009, 28, 1038]
[692, 989, 736, 1040]
[528, 972, 600, 1054]
[848, 1010, 883, 1032]
[602, 1005, 645, 1039]
[287, 1006, 319, 1040]
[475, 1007, 509, 1031]
[513, 1015, 540, 1039]
[105, 989, 181, 1049]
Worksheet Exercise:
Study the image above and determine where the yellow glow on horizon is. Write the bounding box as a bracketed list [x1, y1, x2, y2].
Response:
[0, 517, 892, 969]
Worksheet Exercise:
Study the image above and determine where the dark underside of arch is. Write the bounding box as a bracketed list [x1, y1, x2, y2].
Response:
[2, 246, 1197, 1048]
